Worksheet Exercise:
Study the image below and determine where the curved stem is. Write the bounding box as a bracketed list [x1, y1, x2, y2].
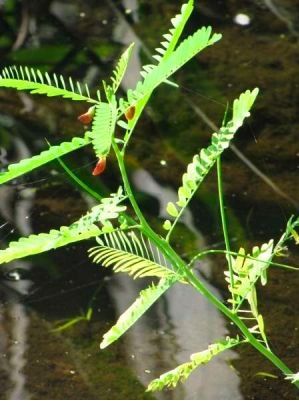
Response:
[57, 156, 102, 201]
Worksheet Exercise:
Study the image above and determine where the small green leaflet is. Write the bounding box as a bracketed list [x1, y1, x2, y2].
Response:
[166, 202, 179, 217]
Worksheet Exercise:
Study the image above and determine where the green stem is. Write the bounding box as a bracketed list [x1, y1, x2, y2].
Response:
[122, 95, 150, 154]
[57, 157, 102, 201]
[217, 156, 235, 309]
[112, 139, 152, 232]
[189, 249, 299, 271]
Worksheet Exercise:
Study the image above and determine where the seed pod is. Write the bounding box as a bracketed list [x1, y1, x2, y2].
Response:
[92, 157, 106, 176]
[78, 106, 95, 125]
[125, 105, 135, 121]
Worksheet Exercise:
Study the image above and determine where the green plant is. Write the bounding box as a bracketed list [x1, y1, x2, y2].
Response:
[0, 0, 298, 393]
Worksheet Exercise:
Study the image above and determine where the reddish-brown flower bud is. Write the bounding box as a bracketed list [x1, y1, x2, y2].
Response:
[92, 157, 106, 176]
[125, 105, 135, 121]
[78, 106, 95, 125]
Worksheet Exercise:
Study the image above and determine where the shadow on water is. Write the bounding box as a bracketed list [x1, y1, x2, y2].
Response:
[0, 0, 298, 399]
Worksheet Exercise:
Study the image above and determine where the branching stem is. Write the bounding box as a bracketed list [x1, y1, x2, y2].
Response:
[113, 137, 298, 387]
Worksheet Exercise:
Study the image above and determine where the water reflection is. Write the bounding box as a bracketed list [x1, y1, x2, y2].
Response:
[0, 271, 32, 400]
[8, 301, 30, 400]
[0, 132, 35, 399]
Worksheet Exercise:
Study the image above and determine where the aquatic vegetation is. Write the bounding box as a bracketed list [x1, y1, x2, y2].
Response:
[0, 0, 298, 394]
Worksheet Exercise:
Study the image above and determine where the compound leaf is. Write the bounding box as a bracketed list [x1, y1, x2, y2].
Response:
[0, 65, 98, 103]
[0, 191, 126, 265]
[0, 134, 91, 185]
[119, 26, 221, 112]
[147, 337, 240, 392]
[89, 230, 178, 280]
[89, 102, 117, 158]
[110, 43, 135, 93]
[164, 89, 259, 228]
[100, 276, 177, 349]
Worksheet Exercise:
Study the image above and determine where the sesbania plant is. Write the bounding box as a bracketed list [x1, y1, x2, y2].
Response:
[0, 0, 298, 392]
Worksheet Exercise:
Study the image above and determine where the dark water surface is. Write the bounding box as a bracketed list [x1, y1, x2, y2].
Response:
[0, 0, 298, 399]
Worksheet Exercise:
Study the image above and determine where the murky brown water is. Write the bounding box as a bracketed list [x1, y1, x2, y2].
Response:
[0, 0, 298, 399]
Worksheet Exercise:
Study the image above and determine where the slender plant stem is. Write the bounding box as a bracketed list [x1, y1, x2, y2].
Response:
[57, 157, 102, 201]
[217, 156, 235, 309]
[189, 249, 299, 271]
[122, 95, 150, 154]
[112, 139, 152, 232]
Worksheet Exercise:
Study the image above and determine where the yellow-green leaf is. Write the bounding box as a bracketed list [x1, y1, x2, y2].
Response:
[166, 202, 179, 217]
